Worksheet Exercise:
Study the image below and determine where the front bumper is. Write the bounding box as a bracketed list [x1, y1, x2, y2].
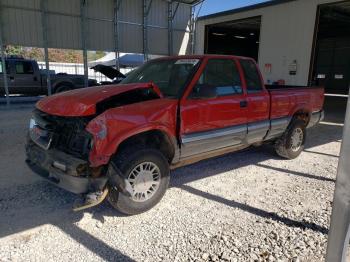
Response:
[25, 140, 107, 194]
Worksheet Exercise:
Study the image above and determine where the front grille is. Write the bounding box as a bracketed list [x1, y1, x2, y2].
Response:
[32, 109, 93, 159]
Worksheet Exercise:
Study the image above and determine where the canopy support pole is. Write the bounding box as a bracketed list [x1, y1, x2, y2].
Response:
[0, 2, 10, 105]
[168, 1, 180, 56]
[114, 0, 122, 71]
[80, 0, 88, 88]
[168, 1, 173, 56]
[40, 0, 52, 95]
[143, 0, 153, 61]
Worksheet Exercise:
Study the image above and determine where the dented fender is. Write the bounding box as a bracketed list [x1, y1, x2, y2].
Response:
[86, 98, 178, 167]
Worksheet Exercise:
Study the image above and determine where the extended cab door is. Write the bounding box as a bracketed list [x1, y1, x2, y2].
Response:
[10, 60, 41, 95]
[239, 59, 270, 144]
[180, 58, 248, 158]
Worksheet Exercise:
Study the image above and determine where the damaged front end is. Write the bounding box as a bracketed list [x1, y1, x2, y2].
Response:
[25, 109, 108, 194]
[25, 84, 164, 196]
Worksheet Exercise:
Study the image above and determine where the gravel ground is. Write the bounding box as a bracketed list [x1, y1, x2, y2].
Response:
[0, 104, 344, 261]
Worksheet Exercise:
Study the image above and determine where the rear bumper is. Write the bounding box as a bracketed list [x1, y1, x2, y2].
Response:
[25, 140, 107, 194]
[307, 110, 324, 128]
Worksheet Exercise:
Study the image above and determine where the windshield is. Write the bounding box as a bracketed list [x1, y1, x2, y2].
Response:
[121, 58, 201, 98]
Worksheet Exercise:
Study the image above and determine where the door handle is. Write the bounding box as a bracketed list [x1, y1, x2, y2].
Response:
[240, 100, 248, 108]
[9, 76, 14, 82]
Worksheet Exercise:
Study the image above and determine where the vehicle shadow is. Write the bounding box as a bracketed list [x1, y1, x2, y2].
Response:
[255, 163, 335, 183]
[304, 121, 343, 149]
[167, 120, 342, 236]
[168, 145, 332, 235]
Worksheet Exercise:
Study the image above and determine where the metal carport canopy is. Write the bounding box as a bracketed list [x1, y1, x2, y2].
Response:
[0, 0, 201, 103]
[0, 0, 196, 55]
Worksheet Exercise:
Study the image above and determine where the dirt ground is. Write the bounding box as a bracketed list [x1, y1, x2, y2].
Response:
[0, 102, 345, 261]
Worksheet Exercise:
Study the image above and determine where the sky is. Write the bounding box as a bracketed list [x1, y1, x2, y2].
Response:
[197, 0, 270, 17]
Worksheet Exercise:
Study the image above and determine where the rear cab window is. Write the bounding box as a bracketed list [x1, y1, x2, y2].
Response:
[191, 58, 243, 98]
[240, 59, 264, 93]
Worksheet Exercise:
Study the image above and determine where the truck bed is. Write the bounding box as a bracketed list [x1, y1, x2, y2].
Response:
[266, 85, 324, 120]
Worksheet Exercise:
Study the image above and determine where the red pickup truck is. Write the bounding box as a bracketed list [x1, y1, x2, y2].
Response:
[25, 55, 324, 215]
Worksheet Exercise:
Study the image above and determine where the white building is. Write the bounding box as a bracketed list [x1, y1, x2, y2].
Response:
[195, 0, 350, 95]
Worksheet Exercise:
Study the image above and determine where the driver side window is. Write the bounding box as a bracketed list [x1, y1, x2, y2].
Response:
[190, 59, 242, 99]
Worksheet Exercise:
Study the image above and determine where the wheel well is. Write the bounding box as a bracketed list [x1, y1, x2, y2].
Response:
[293, 110, 310, 126]
[116, 130, 175, 163]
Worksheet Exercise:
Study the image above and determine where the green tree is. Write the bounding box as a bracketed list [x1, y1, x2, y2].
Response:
[4, 45, 108, 64]
[4, 45, 24, 57]
[25, 47, 44, 61]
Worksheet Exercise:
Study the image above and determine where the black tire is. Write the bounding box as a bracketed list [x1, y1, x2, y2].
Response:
[108, 148, 170, 215]
[55, 85, 72, 93]
[274, 119, 306, 159]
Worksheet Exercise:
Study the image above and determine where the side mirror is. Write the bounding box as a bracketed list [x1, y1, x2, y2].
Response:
[190, 84, 217, 99]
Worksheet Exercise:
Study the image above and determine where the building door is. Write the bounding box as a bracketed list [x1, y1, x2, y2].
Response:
[204, 16, 261, 62]
[314, 38, 350, 95]
[312, 2, 350, 95]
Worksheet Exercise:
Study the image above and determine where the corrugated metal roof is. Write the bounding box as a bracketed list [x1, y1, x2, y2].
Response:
[198, 0, 297, 20]
[0, 0, 193, 55]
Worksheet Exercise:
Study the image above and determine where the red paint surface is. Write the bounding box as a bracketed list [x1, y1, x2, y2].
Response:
[269, 87, 324, 119]
[180, 56, 248, 133]
[36, 82, 162, 117]
[237, 58, 270, 123]
[35, 55, 325, 167]
[86, 99, 178, 167]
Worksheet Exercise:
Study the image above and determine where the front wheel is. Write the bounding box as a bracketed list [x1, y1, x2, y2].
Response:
[275, 119, 306, 159]
[108, 149, 170, 215]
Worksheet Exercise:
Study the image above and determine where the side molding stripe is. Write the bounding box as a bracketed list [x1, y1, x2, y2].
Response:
[182, 124, 247, 144]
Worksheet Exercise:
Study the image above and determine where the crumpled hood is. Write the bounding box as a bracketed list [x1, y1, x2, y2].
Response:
[36, 83, 162, 117]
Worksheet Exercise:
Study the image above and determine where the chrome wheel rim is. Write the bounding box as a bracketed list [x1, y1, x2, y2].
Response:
[290, 127, 303, 152]
[127, 162, 161, 202]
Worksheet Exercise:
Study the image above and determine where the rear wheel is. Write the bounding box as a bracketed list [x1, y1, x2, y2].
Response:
[108, 148, 170, 215]
[275, 119, 306, 159]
